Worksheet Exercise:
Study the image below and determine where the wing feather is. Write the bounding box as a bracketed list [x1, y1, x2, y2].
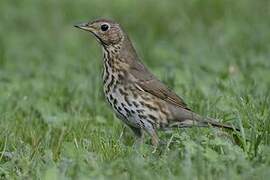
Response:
[129, 62, 190, 110]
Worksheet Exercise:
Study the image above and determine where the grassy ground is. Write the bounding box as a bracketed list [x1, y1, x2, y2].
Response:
[0, 0, 270, 179]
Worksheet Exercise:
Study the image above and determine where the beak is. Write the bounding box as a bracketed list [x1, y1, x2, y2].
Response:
[73, 22, 93, 32]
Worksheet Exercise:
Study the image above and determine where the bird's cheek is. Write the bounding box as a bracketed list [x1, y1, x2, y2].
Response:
[102, 36, 111, 45]
[109, 34, 121, 45]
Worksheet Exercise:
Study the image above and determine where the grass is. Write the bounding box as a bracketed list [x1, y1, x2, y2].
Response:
[0, 0, 270, 179]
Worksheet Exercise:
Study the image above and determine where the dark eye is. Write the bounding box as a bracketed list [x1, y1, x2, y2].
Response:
[101, 24, 109, 31]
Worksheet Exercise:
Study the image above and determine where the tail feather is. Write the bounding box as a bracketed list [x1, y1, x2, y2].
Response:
[168, 118, 240, 131]
[201, 118, 240, 131]
[168, 103, 240, 131]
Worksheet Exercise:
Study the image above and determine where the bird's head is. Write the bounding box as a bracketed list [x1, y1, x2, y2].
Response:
[74, 19, 124, 47]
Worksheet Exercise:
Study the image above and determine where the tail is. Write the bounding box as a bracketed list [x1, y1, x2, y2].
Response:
[201, 118, 240, 131]
[169, 118, 240, 132]
[168, 104, 240, 131]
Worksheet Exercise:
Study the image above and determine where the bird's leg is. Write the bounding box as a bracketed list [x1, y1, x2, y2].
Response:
[129, 126, 144, 151]
[142, 121, 159, 153]
[150, 131, 159, 153]
[135, 131, 145, 146]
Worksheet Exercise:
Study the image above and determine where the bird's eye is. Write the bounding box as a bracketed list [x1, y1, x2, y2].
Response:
[101, 24, 109, 31]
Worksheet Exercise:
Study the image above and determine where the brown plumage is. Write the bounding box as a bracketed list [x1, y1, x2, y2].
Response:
[74, 18, 239, 149]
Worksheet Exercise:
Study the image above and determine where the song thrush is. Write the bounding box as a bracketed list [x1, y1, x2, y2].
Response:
[74, 19, 239, 148]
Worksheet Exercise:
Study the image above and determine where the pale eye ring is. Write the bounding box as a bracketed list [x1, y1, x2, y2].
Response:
[100, 23, 110, 31]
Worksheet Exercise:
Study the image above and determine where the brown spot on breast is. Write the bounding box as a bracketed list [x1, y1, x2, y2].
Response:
[109, 94, 113, 100]
[118, 88, 128, 96]
[118, 74, 124, 81]
[132, 101, 139, 107]
[133, 91, 138, 99]
[136, 109, 145, 113]
[113, 98, 118, 106]
[124, 95, 132, 106]
[121, 103, 125, 107]
[124, 107, 131, 114]
[103, 63, 109, 83]
[105, 75, 115, 94]
[148, 114, 157, 121]
[138, 114, 147, 119]
[145, 103, 158, 111]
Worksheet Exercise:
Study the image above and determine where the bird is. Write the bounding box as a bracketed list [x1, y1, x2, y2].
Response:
[74, 18, 239, 149]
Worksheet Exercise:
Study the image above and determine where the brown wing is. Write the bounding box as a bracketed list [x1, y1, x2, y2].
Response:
[129, 61, 190, 110]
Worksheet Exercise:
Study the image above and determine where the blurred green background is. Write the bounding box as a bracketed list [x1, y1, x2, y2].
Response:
[0, 0, 270, 179]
